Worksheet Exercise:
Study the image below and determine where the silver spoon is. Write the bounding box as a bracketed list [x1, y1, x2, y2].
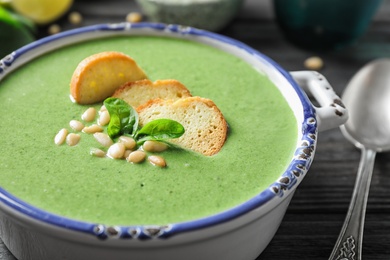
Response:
[329, 58, 390, 260]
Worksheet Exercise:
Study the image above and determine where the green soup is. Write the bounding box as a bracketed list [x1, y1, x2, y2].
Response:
[0, 36, 297, 225]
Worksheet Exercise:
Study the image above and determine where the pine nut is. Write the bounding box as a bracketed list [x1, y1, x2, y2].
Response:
[81, 107, 96, 122]
[143, 140, 168, 152]
[127, 150, 146, 164]
[118, 136, 136, 150]
[68, 11, 83, 25]
[93, 132, 113, 147]
[90, 148, 106, 158]
[126, 12, 142, 23]
[66, 133, 81, 146]
[83, 124, 103, 134]
[100, 105, 107, 112]
[148, 155, 166, 167]
[69, 120, 84, 131]
[48, 24, 61, 35]
[54, 128, 68, 145]
[98, 110, 110, 126]
[123, 149, 132, 159]
[304, 56, 324, 70]
[107, 143, 126, 159]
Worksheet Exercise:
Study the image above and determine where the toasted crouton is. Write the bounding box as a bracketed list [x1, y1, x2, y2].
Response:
[137, 97, 228, 156]
[112, 79, 192, 108]
[70, 51, 147, 104]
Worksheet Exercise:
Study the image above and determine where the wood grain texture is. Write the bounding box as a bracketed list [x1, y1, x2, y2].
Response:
[1, 0, 390, 259]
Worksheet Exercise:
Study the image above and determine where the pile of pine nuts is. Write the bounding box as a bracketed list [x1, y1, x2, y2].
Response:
[54, 105, 168, 168]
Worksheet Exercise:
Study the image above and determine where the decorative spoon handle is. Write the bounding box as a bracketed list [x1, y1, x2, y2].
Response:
[329, 148, 376, 260]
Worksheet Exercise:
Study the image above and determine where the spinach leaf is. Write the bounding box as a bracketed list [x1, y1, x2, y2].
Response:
[122, 107, 139, 136]
[136, 119, 185, 141]
[104, 98, 138, 139]
[107, 113, 121, 138]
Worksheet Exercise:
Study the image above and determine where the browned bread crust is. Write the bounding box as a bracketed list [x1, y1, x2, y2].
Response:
[137, 97, 228, 156]
[112, 79, 192, 108]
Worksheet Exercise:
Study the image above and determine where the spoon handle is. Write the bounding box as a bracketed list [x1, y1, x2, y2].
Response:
[329, 148, 376, 260]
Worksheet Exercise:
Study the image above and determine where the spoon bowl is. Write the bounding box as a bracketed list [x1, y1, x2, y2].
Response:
[330, 58, 390, 260]
[341, 58, 390, 151]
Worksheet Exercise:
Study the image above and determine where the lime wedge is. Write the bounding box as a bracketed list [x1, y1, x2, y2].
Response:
[11, 0, 73, 25]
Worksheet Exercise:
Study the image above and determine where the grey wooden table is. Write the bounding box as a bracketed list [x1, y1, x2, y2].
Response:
[2, 0, 390, 259]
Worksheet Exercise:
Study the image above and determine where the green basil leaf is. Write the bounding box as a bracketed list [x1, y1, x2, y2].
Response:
[104, 97, 139, 139]
[137, 119, 185, 141]
[107, 113, 121, 138]
[122, 109, 138, 135]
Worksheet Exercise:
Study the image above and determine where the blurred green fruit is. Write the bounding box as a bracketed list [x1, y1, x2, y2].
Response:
[0, 6, 35, 58]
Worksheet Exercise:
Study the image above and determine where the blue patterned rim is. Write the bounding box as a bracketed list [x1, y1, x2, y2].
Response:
[0, 22, 317, 240]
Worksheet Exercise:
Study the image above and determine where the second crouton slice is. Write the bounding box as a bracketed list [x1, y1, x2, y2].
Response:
[112, 79, 192, 108]
[137, 97, 228, 156]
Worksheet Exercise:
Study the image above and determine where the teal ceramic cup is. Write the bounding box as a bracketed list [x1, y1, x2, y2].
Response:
[273, 0, 383, 51]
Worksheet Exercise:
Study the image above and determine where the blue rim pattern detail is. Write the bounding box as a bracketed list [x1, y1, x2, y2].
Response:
[0, 22, 317, 239]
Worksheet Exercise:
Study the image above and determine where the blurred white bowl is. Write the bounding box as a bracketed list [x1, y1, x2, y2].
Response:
[135, 0, 245, 31]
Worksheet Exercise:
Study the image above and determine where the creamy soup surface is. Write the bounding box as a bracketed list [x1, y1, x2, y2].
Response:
[0, 36, 297, 225]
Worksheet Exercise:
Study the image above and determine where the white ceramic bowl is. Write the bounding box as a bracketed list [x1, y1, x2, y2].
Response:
[0, 22, 347, 260]
[135, 0, 244, 31]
